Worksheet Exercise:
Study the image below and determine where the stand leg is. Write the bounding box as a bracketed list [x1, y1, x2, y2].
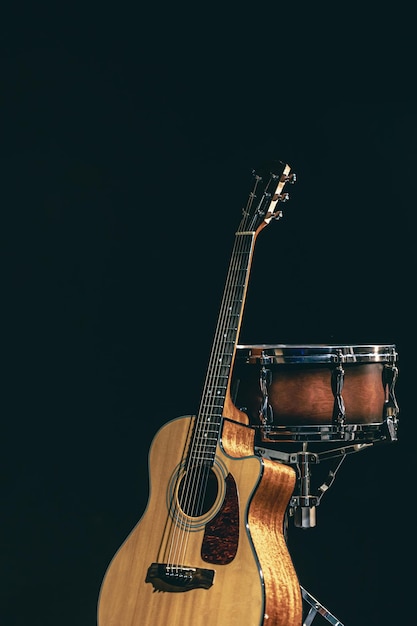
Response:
[301, 586, 345, 626]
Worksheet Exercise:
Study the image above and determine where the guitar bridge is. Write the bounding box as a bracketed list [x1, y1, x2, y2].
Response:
[146, 563, 215, 593]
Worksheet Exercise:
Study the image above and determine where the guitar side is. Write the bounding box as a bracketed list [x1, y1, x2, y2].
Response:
[222, 414, 303, 626]
[98, 416, 268, 626]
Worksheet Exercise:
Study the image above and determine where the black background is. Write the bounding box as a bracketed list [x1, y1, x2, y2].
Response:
[2, 6, 415, 626]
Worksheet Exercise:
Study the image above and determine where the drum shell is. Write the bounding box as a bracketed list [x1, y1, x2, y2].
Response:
[232, 361, 386, 426]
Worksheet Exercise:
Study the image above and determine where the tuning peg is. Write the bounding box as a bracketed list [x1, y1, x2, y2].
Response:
[273, 192, 290, 202]
[281, 172, 296, 184]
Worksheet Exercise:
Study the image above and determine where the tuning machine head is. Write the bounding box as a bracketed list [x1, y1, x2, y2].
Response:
[272, 192, 290, 203]
[281, 172, 296, 184]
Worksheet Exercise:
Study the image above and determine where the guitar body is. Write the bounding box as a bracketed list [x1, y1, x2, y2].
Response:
[97, 415, 302, 626]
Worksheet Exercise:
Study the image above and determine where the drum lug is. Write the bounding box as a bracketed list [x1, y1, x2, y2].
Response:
[331, 362, 346, 433]
[382, 363, 400, 441]
[259, 366, 274, 425]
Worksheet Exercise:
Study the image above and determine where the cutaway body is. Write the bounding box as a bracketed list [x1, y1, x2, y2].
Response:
[97, 416, 302, 626]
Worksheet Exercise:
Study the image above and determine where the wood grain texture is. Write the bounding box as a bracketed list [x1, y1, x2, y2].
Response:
[248, 457, 302, 626]
[221, 417, 303, 626]
[98, 416, 264, 626]
[97, 415, 302, 626]
[232, 363, 385, 425]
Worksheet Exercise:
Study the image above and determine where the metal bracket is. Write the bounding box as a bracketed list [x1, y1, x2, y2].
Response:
[256, 442, 374, 529]
[301, 586, 345, 626]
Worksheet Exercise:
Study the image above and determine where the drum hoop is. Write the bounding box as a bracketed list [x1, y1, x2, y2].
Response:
[255, 423, 387, 443]
[235, 344, 398, 364]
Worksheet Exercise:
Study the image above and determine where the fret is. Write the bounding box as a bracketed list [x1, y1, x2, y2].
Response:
[223, 313, 240, 320]
[210, 365, 231, 373]
[196, 429, 219, 438]
[229, 281, 247, 288]
[198, 425, 223, 435]
[200, 405, 225, 413]
[194, 429, 219, 436]
[194, 444, 218, 452]
[205, 378, 229, 386]
[199, 409, 223, 418]
[202, 391, 227, 399]
[204, 391, 227, 398]
[207, 370, 230, 378]
[192, 454, 217, 464]
[202, 389, 226, 406]
[208, 361, 231, 366]
[221, 337, 237, 344]
[203, 388, 228, 397]
[194, 438, 218, 447]
[226, 298, 244, 305]
[192, 425, 218, 433]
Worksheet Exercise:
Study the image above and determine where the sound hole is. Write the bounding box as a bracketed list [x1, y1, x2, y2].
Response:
[178, 466, 218, 517]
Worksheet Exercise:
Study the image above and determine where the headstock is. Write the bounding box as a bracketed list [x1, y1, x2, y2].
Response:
[237, 160, 296, 236]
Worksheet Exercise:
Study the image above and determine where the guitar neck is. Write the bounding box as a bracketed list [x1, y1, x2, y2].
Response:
[192, 162, 295, 464]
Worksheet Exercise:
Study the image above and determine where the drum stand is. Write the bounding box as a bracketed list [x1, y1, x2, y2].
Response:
[258, 440, 374, 529]
[301, 586, 344, 626]
[257, 441, 377, 625]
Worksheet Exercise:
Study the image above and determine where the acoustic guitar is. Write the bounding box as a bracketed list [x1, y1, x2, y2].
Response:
[97, 161, 303, 626]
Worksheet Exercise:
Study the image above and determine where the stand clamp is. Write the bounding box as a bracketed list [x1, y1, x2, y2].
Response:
[256, 442, 373, 529]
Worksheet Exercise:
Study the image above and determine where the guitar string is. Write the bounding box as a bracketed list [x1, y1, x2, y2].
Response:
[164, 191, 255, 571]
[164, 205, 252, 571]
[165, 173, 273, 571]
[174, 169, 282, 570]
[165, 173, 275, 572]
[172, 178, 262, 570]
[173, 214, 253, 570]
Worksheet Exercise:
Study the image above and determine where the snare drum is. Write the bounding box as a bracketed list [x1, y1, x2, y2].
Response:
[231, 344, 399, 443]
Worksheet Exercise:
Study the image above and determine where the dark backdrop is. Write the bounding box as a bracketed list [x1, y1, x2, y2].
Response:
[2, 7, 415, 626]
